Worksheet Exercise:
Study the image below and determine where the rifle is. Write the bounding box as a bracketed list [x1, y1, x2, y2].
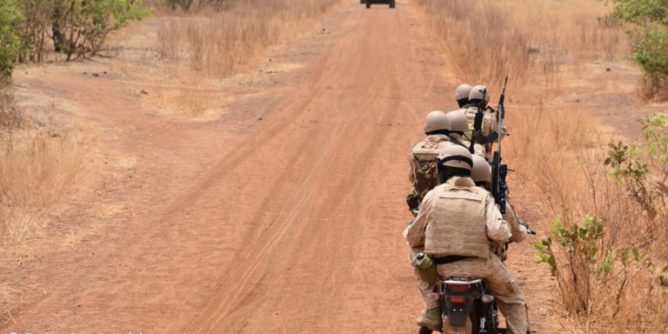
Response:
[468, 88, 487, 154]
[491, 77, 508, 214]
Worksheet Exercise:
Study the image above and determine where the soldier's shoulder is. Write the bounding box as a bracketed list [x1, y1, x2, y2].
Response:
[411, 140, 428, 151]
[473, 185, 492, 196]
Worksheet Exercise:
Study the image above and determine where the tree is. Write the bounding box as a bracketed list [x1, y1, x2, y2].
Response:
[52, 0, 150, 60]
[0, 0, 23, 81]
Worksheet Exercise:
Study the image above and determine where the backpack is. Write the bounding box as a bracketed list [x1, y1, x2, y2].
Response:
[411, 139, 449, 199]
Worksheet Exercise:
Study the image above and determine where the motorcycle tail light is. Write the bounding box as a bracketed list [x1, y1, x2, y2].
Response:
[481, 294, 495, 303]
[449, 296, 466, 304]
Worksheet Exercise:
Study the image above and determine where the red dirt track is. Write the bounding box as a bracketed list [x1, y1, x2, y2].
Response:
[4, 1, 558, 332]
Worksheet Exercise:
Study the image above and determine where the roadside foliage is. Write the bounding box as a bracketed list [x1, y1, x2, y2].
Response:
[610, 0, 668, 98]
[0, 0, 149, 80]
[0, 0, 22, 81]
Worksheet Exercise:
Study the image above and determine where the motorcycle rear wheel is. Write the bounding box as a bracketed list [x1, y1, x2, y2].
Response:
[443, 318, 473, 334]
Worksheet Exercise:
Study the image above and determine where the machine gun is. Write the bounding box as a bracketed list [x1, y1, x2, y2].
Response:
[491, 77, 536, 236]
[468, 88, 487, 154]
[491, 77, 508, 214]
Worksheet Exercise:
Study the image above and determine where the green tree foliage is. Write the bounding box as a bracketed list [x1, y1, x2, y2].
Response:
[0, 0, 23, 81]
[611, 0, 668, 25]
[52, 0, 150, 60]
[0, 0, 149, 80]
[610, 0, 668, 95]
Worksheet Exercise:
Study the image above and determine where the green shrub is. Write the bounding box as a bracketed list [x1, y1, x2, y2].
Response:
[0, 0, 23, 81]
[610, 0, 668, 97]
[605, 113, 668, 219]
[535, 215, 606, 314]
[53, 0, 151, 60]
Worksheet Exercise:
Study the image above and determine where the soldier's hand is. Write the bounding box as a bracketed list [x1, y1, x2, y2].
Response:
[519, 220, 536, 235]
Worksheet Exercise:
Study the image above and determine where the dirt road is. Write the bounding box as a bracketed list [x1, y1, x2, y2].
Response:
[4, 1, 559, 332]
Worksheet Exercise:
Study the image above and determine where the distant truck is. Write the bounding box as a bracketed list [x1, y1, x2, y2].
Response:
[361, 0, 395, 8]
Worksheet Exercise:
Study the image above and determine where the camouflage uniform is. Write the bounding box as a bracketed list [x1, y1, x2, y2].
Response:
[408, 135, 457, 201]
[446, 108, 487, 157]
[490, 201, 528, 260]
[465, 85, 499, 159]
[464, 105, 498, 154]
[470, 154, 528, 260]
[407, 110, 455, 212]
[404, 176, 529, 334]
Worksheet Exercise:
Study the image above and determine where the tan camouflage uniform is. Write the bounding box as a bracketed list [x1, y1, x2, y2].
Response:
[491, 201, 528, 260]
[464, 106, 498, 157]
[404, 176, 529, 334]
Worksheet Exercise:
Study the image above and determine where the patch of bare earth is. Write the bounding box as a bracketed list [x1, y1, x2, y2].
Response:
[1, 0, 665, 332]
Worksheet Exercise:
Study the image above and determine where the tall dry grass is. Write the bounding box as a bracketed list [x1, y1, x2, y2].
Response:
[415, 0, 627, 91]
[416, 0, 666, 332]
[157, 0, 340, 77]
[0, 95, 85, 245]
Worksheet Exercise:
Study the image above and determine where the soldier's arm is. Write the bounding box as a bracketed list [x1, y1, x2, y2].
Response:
[505, 201, 528, 243]
[484, 194, 511, 243]
[403, 190, 434, 249]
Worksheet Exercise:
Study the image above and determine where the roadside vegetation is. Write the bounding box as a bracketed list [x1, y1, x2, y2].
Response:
[416, 0, 667, 332]
[0, 0, 149, 82]
[610, 0, 668, 99]
[157, 0, 341, 77]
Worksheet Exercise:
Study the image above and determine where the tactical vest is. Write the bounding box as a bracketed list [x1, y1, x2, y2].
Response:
[411, 137, 452, 199]
[424, 183, 490, 259]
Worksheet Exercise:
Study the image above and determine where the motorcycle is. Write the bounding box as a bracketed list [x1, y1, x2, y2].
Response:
[418, 278, 507, 334]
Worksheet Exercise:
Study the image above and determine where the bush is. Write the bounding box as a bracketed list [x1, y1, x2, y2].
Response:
[52, 0, 150, 60]
[536, 112, 668, 330]
[610, 0, 668, 98]
[0, 0, 150, 79]
[605, 113, 668, 220]
[0, 0, 23, 81]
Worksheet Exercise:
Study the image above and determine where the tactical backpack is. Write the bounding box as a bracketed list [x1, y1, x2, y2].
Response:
[408, 139, 451, 213]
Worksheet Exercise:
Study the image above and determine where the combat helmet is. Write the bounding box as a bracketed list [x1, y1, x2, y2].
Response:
[471, 154, 492, 185]
[469, 85, 490, 106]
[455, 84, 472, 108]
[437, 144, 473, 183]
[446, 109, 468, 134]
[424, 110, 450, 134]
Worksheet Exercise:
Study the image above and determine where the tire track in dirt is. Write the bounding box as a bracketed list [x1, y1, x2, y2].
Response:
[180, 9, 407, 332]
[4, 0, 559, 332]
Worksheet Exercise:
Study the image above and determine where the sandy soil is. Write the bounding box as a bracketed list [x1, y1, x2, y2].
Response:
[1, 0, 636, 332]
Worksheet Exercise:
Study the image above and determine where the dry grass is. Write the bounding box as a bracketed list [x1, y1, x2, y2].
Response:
[415, 0, 627, 91]
[0, 95, 85, 245]
[417, 0, 666, 332]
[157, 0, 340, 77]
[0, 112, 87, 323]
[0, 93, 21, 129]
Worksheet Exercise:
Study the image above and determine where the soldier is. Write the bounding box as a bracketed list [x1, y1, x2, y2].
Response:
[455, 83, 472, 108]
[466, 85, 499, 156]
[404, 145, 529, 333]
[471, 155, 529, 261]
[406, 111, 456, 214]
[446, 109, 486, 157]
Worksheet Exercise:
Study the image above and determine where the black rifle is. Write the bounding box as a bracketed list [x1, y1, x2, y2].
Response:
[491, 77, 508, 214]
[468, 88, 487, 154]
